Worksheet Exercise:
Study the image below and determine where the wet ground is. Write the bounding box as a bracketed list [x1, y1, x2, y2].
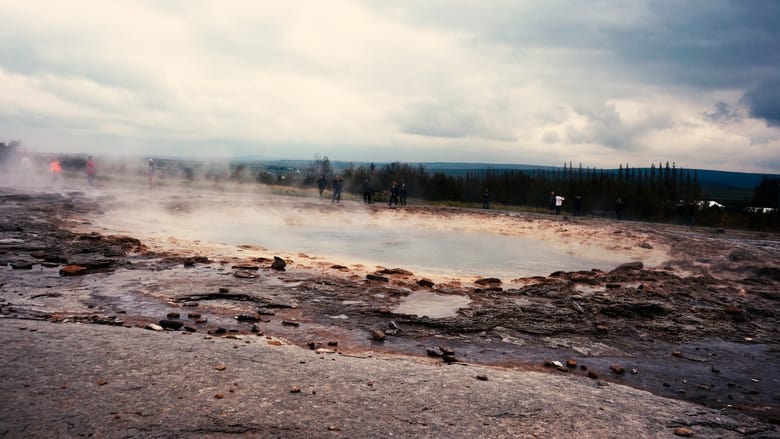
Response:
[1, 181, 779, 430]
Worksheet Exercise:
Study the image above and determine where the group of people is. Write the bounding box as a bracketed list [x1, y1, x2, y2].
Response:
[548, 191, 625, 220]
[45, 155, 158, 189]
[316, 175, 407, 206]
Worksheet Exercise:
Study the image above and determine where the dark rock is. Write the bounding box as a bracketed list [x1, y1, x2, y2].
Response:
[251, 325, 262, 333]
[609, 364, 625, 374]
[330, 265, 348, 270]
[281, 320, 300, 327]
[237, 314, 259, 322]
[587, 371, 599, 379]
[183, 256, 210, 266]
[376, 268, 414, 276]
[442, 354, 459, 364]
[612, 261, 644, 272]
[271, 256, 286, 271]
[476, 375, 488, 381]
[10, 261, 34, 270]
[212, 327, 227, 335]
[183, 326, 196, 332]
[219, 287, 229, 293]
[366, 274, 389, 282]
[426, 347, 444, 357]
[639, 242, 653, 249]
[753, 266, 780, 281]
[159, 320, 184, 330]
[187, 313, 201, 319]
[439, 346, 455, 356]
[257, 309, 276, 316]
[166, 312, 180, 319]
[474, 277, 502, 286]
[605, 283, 621, 289]
[327, 341, 338, 346]
[417, 278, 435, 288]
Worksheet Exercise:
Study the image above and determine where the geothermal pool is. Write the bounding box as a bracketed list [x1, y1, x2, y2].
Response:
[92, 188, 658, 279]
[199, 220, 635, 279]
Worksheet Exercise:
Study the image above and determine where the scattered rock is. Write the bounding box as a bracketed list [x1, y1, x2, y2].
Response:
[426, 347, 444, 357]
[417, 278, 435, 288]
[281, 320, 300, 327]
[236, 315, 259, 323]
[59, 265, 88, 276]
[442, 354, 459, 364]
[183, 326, 196, 332]
[195, 317, 208, 324]
[377, 267, 414, 276]
[159, 320, 184, 330]
[587, 371, 599, 379]
[327, 425, 340, 431]
[214, 364, 226, 371]
[234, 271, 257, 279]
[271, 256, 287, 271]
[267, 340, 282, 346]
[609, 364, 625, 374]
[97, 379, 107, 386]
[290, 387, 301, 393]
[639, 242, 653, 249]
[166, 312, 180, 319]
[476, 374, 488, 381]
[371, 329, 385, 342]
[366, 274, 389, 282]
[187, 313, 201, 319]
[330, 264, 348, 271]
[145, 323, 163, 331]
[218, 287, 229, 293]
[566, 359, 577, 368]
[474, 277, 502, 286]
[10, 261, 34, 270]
[612, 261, 644, 272]
[673, 427, 695, 437]
[182, 302, 199, 307]
[315, 348, 336, 354]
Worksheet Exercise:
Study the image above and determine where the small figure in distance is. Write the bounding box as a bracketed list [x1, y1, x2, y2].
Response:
[317, 174, 327, 199]
[148, 159, 156, 189]
[573, 195, 582, 217]
[482, 188, 490, 209]
[332, 176, 343, 203]
[85, 155, 96, 186]
[399, 183, 407, 206]
[362, 178, 372, 204]
[554, 193, 565, 215]
[615, 197, 624, 220]
[549, 191, 556, 212]
[388, 181, 399, 207]
[49, 158, 62, 184]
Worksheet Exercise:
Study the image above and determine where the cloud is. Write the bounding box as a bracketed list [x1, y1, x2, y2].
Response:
[704, 101, 742, 124]
[743, 80, 780, 127]
[0, 1, 779, 173]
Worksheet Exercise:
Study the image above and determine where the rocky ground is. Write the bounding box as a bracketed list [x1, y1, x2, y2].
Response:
[1, 180, 779, 438]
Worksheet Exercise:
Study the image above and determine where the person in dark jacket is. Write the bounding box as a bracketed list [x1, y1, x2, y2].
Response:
[388, 181, 399, 206]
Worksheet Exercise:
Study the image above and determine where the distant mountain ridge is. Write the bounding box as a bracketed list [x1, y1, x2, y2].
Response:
[252, 159, 775, 189]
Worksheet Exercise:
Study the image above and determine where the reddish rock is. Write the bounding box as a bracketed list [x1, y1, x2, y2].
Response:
[587, 371, 599, 379]
[674, 427, 695, 437]
[609, 364, 625, 374]
[474, 277, 502, 286]
[371, 329, 386, 342]
[566, 359, 577, 368]
[59, 265, 88, 276]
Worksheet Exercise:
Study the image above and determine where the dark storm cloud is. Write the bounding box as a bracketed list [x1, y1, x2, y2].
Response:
[743, 80, 780, 127]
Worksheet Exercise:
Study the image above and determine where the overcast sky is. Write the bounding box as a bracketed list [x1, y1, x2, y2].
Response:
[1, 1, 779, 173]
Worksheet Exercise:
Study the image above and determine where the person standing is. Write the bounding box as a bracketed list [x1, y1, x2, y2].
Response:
[482, 188, 490, 209]
[50, 159, 62, 183]
[332, 176, 343, 203]
[388, 181, 399, 206]
[317, 174, 327, 199]
[549, 192, 556, 212]
[554, 194, 565, 215]
[148, 159, 156, 189]
[85, 156, 96, 186]
[362, 178, 372, 204]
[399, 183, 407, 206]
[615, 197, 624, 220]
[573, 195, 582, 217]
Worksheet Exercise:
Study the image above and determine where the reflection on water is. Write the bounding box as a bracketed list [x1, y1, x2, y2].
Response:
[393, 291, 471, 318]
[201, 221, 635, 278]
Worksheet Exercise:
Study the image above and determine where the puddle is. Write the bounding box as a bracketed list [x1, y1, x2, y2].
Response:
[392, 291, 471, 318]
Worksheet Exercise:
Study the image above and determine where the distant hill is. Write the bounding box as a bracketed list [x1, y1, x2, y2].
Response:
[235, 158, 777, 199]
